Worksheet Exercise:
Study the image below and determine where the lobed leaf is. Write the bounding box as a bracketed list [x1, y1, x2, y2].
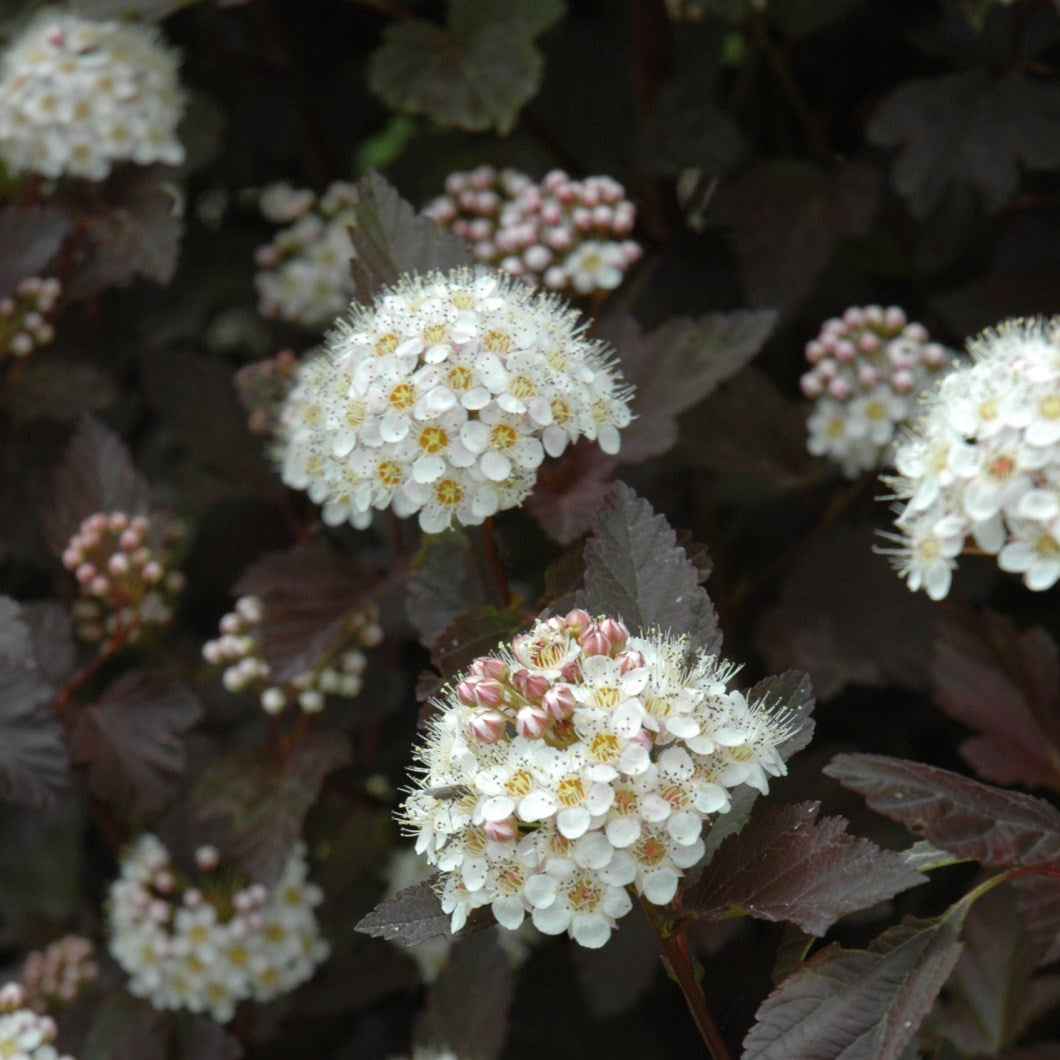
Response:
[578, 482, 721, 653]
[72, 668, 203, 820]
[41, 415, 152, 555]
[429, 600, 528, 682]
[0, 204, 70, 298]
[598, 309, 777, 464]
[406, 532, 490, 650]
[824, 754, 1060, 868]
[346, 170, 472, 305]
[355, 877, 455, 947]
[868, 70, 1060, 217]
[684, 802, 926, 936]
[708, 159, 879, 312]
[234, 539, 387, 685]
[743, 908, 968, 1058]
[1014, 873, 1060, 968]
[414, 930, 514, 1060]
[523, 443, 619, 546]
[931, 608, 1060, 790]
[748, 670, 815, 763]
[192, 729, 350, 885]
[367, 0, 564, 136]
[0, 597, 70, 811]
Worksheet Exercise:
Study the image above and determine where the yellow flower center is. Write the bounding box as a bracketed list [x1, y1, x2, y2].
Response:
[484, 330, 511, 353]
[490, 423, 518, 451]
[374, 332, 399, 357]
[447, 364, 472, 390]
[510, 374, 535, 399]
[389, 383, 414, 410]
[377, 460, 402, 487]
[435, 479, 463, 506]
[423, 322, 447, 344]
[506, 769, 533, 797]
[418, 426, 448, 453]
[556, 776, 585, 807]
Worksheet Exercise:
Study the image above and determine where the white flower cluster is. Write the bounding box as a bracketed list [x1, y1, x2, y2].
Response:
[0, 984, 69, 1060]
[802, 306, 948, 478]
[0, 11, 185, 181]
[400, 610, 798, 949]
[278, 268, 633, 533]
[425, 167, 641, 296]
[202, 593, 381, 715]
[882, 317, 1060, 599]
[19, 935, 98, 1012]
[1, 277, 60, 361]
[254, 181, 358, 329]
[108, 835, 329, 1023]
[62, 511, 186, 643]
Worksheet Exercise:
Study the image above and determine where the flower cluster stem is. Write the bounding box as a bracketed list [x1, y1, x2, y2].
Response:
[639, 895, 733, 1060]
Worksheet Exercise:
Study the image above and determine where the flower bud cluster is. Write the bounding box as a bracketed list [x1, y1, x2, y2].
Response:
[202, 594, 381, 715]
[278, 267, 633, 532]
[254, 181, 358, 329]
[400, 610, 798, 949]
[0, 10, 185, 181]
[802, 306, 948, 478]
[234, 349, 300, 436]
[0, 278, 60, 361]
[882, 317, 1060, 599]
[62, 511, 185, 643]
[425, 167, 641, 296]
[19, 936, 98, 1013]
[0, 983, 69, 1060]
[108, 835, 329, 1023]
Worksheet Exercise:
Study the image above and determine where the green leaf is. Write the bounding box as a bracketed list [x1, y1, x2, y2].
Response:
[684, 802, 926, 936]
[346, 171, 471, 305]
[824, 754, 1060, 868]
[72, 668, 203, 820]
[578, 482, 721, 653]
[367, 0, 565, 135]
[743, 906, 968, 1058]
[868, 70, 1060, 218]
[192, 729, 350, 885]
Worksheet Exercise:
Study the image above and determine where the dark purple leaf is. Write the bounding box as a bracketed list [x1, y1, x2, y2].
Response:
[824, 754, 1060, 868]
[743, 909, 967, 1059]
[524, 443, 619, 546]
[82, 989, 169, 1060]
[141, 349, 282, 503]
[748, 670, 815, 763]
[573, 903, 658, 1016]
[72, 669, 203, 819]
[0, 204, 70, 297]
[192, 729, 350, 885]
[685, 802, 926, 936]
[430, 601, 528, 682]
[367, 0, 564, 136]
[868, 70, 1060, 217]
[1014, 873, 1060, 967]
[539, 538, 586, 615]
[931, 608, 1060, 790]
[928, 880, 1060, 1055]
[67, 167, 183, 298]
[708, 159, 879, 312]
[345, 170, 472, 305]
[0, 612, 69, 810]
[598, 309, 777, 464]
[234, 540, 386, 685]
[6, 361, 116, 425]
[355, 877, 454, 947]
[41, 415, 151, 555]
[407, 532, 490, 650]
[578, 482, 721, 653]
[414, 930, 514, 1060]
[18, 602, 75, 690]
[756, 522, 934, 701]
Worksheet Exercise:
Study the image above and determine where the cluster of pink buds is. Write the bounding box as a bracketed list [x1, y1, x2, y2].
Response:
[19, 936, 98, 1013]
[424, 167, 641, 296]
[202, 594, 382, 715]
[0, 982, 69, 1060]
[62, 512, 185, 643]
[801, 305, 949, 478]
[233, 349, 300, 436]
[0, 277, 60, 361]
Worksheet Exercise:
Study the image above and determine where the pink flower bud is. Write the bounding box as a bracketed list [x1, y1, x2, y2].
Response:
[468, 709, 506, 743]
[834, 340, 857, 363]
[579, 626, 611, 656]
[75, 562, 96, 585]
[108, 553, 130, 576]
[857, 365, 879, 387]
[800, 374, 823, 399]
[884, 306, 907, 331]
[857, 331, 881, 355]
[195, 845, 220, 871]
[516, 705, 550, 739]
[512, 668, 550, 702]
[616, 649, 645, 674]
[560, 660, 582, 683]
[828, 377, 852, 400]
[891, 368, 914, 393]
[542, 684, 577, 719]
[842, 307, 865, 328]
[597, 617, 628, 651]
[564, 609, 592, 632]
[0, 982, 25, 1011]
[483, 816, 518, 842]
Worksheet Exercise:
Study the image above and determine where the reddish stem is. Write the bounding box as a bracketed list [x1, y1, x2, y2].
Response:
[52, 626, 131, 717]
[480, 518, 512, 607]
